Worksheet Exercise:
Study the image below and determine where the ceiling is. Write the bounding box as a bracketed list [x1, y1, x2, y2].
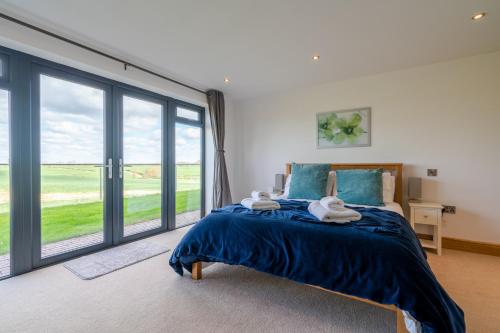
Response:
[0, 0, 499, 100]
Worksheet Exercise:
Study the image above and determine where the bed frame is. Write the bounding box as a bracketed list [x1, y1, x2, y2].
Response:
[191, 163, 408, 333]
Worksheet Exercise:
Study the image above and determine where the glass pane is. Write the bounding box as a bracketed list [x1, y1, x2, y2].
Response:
[0, 55, 6, 79]
[122, 96, 162, 237]
[177, 107, 199, 121]
[0, 89, 10, 277]
[175, 123, 201, 227]
[0, 57, 4, 78]
[40, 74, 105, 258]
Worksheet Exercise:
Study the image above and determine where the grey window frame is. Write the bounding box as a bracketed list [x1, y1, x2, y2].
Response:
[0, 52, 10, 84]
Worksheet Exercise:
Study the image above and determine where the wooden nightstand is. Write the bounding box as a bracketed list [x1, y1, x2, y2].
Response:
[409, 201, 443, 255]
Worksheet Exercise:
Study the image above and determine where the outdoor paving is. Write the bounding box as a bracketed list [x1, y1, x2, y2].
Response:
[122, 219, 162, 237]
[176, 210, 201, 227]
[0, 255, 9, 278]
[41, 233, 104, 258]
[0, 210, 201, 278]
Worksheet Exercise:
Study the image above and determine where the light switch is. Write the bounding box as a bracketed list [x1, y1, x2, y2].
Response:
[427, 169, 438, 177]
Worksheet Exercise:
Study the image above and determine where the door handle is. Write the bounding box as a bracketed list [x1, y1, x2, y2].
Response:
[119, 158, 123, 179]
[105, 158, 113, 179]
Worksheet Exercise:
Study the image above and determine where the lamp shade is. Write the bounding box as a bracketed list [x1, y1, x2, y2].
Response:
[274, 174, 285, 193]
[408, 177, 422, 201]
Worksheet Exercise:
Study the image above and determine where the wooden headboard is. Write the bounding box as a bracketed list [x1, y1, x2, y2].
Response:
[285, 163, 403, 205]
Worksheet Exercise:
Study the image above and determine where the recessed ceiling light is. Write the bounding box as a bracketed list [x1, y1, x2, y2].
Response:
[224, 77, 230, 83]
[471, 12, 486, 20]
[312, 55, 320, 61]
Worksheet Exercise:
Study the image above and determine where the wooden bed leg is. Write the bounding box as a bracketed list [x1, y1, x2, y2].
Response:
[396, 309, 408, 333]
[191, 261, 202, 280]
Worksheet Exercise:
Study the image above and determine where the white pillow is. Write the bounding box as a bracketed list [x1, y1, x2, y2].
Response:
[330, 171, 338, 196]
[382, 172, 396, 203]
[325, 171, 336, 196]
[284, 171, 335, 197]
[283, 174, 292, 196]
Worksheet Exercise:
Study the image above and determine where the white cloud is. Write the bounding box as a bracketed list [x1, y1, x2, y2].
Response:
[185, 127, 201, 139]
[152, 129, 161, 141]
[0, 78, 201, 166]
[41, 74, 103, 117]
[40, 76, 104, 164]
[175, 123, 201, 163]
[123, 95, 162, 164]
[176, 137, 186, 145]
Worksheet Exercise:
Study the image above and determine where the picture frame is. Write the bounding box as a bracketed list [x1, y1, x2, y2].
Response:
[316, 107, 371, 149]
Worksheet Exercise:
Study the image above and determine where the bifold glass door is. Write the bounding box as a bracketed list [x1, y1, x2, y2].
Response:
[117, 91, 166, 240]
[0, 43, 205, 277]
[33, 66, 113, 264]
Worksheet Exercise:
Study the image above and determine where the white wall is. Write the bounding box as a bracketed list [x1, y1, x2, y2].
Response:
[231, 51, 500, 244]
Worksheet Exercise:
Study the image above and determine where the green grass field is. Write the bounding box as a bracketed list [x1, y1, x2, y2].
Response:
[0, 164, 201, 254]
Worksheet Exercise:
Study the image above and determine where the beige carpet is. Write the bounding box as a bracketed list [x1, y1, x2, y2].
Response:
[426, 248, 500, 333]
[0, 227, 498, 332]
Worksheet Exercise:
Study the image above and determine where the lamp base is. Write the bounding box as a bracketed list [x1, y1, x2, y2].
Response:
[272, 187, 284, 195]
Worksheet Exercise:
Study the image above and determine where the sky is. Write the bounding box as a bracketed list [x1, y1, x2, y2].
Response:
[35, 75, 200, 165]
[40, 74, 104, 164]
[175, 123, 201, 164]
[123, 95, 162, 164]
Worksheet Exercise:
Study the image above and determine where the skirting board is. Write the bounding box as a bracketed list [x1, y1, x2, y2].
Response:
[417, 233, 500, 257]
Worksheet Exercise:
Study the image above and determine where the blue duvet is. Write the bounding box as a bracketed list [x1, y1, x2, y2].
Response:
[169, 200, 464, 333]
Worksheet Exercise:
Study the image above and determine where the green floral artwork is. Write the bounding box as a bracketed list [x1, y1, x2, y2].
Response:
[317, 108, 371, 148]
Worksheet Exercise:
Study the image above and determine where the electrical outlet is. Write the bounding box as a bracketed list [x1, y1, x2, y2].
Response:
[427, 169, 438, 177]
[443, 205, 456, 214]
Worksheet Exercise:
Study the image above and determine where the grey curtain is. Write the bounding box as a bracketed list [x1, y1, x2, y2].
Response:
[207, 90, 232, 208]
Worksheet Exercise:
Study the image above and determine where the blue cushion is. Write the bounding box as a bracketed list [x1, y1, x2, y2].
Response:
[288, 163, 331, 200]
[336, 169, 384, 206]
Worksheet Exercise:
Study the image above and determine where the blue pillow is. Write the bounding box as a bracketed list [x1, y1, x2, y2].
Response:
[336, 169, 384, 206]
[288, 163, 331, 200]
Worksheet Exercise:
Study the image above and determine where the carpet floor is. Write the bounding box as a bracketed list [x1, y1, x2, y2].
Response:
[0, 227, 498, 332]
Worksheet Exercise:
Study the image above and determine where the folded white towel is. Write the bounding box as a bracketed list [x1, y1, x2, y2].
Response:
[251, 191, 271, 200]
[241, 198, 280, 210]
[319, 196, 345, 210]
[308, 201, 361, 223]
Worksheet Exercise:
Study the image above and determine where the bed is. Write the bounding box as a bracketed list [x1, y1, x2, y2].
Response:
[169, 163, 465, 333]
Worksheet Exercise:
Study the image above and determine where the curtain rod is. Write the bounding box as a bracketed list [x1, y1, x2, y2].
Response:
[0, 12, 207, 95]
